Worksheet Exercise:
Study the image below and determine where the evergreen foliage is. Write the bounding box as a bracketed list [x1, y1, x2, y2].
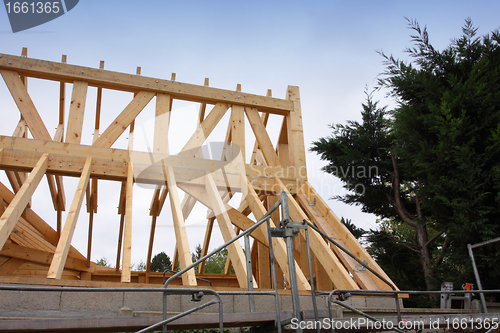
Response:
[312, 18, 500, 295]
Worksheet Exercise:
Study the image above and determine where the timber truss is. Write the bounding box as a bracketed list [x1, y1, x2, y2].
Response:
[0, 49, 397, 291]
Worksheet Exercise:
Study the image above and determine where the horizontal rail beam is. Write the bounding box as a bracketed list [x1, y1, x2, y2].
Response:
[0, 53, 293, 115]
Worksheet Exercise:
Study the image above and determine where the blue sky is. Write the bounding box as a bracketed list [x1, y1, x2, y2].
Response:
[1, 1, 499, 266]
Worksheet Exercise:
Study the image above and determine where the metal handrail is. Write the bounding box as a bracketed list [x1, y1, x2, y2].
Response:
[137, 288, 223, 333]
[0, 285, 223, 333]
[327, 288, 500, 333]
[160, 196, 285, 333]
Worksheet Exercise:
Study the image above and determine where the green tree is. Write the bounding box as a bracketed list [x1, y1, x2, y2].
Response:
[191, 243, 231, 274]
[96, 256, 111, 267]
[150, 252, 172, 272]
[379, 18, 500, 290]
[311, 93, 445, 292]
[312, 18, 500, 292]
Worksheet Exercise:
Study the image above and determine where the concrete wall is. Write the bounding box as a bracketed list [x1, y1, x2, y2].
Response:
[0, 286, 398, 319]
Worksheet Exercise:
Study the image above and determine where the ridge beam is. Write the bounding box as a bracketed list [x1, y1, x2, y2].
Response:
[0, 53, 293, 115]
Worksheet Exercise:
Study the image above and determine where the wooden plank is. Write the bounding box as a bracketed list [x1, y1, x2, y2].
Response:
[0, 153, 48, 250]
[65, 81, 88, 144]
[250, 112, 269, 165]
[0, 53, 294, 115]
[302, 181, 396, 290]
[230, 105, 245, 163]
[286, 86, 307, 180]
[297, 193, 379, 289]
[59, 55, 67, 135]
[166, 166, 197, 286]
[198, 217, 215, 274]
[86, 211, 94, 267]
[0, 136, 298, 181]
[1, 70, 64, 212]
[198, 78, 209, 125]
[277, 116, 290, 167]
[90, 61, 104, 213]
[0, 70, 51, 140]
[179, 103, 229, 155]
[249, 89, 272, 166]
[153, 93, 171, 154]
[13, 218, 55, 253]
[0, 182, 85, 261]
[121, 162, 134, 282]
[145, 215, 157, 279]
[47, 157, 92, 279]
[6, 171, 20, 193]
[245, 107, 280, 167]
[204, 174, 255, 288]
[257, 241, 271, 289]
[2, 243, 89, 272]
[93, 91, 155, 148]
[115, 212, 125, 271]
[0, 257, 24, 275]
[275, 178, 358, 289]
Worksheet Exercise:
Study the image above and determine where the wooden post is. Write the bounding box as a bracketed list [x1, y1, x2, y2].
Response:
[47, 157, 92, 279]
[121, 162, 134, 282]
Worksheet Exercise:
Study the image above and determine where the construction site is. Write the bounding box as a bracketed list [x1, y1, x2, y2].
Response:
[0, 50, 499, 332]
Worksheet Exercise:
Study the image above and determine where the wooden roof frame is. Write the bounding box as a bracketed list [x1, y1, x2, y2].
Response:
[0, 50, 397, 292]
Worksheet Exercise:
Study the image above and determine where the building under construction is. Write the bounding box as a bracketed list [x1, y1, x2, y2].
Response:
[0, 50, 495, 332]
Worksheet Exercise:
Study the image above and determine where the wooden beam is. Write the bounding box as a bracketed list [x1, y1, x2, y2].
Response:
[90, 61, 104, 214]
[198, 217, 215, 274]
[0, 153, 48, 250]
[258, 242, 271, 289]
[276, 116, 290, 167]
[179, 103, 229, 156]
[286, 86, 307, 180]
[204, 174, 255, 288]
[121, 162, 134, 282]
[230, 106, 245, 163]
[166, 165, 197, 286]
[302, 182, 396, 290]
[2, 243, 89, 272]
[0, 70, 51, 140]
[0, 53, 293, 115]
[275, 178, 358, 289]
[0, 257, 24, 276]
[65, 81, 89, 144]
[154, 93, 172, 154]
[93, 91, 155, 148]
[0, 136, 299, 184]
[145, 215, 157, 279]
[245, 107, 280, 167]
[240, 175, 310, 291]
[250, 112, 270, 165]
[115, 212, 125, 271]
[297, 193, 379, 289]
[86, 211, 94, 267]
[59, 55, 67, 134]
[198, 78, 209, 125]
[0, 181, 86, 261]
[0, 70, 64, 212]
[47, 157, 92, 279]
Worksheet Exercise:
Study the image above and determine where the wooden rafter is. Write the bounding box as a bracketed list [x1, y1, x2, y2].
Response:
[0, 153, 49, 250]
[47, 157, 92, 279]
